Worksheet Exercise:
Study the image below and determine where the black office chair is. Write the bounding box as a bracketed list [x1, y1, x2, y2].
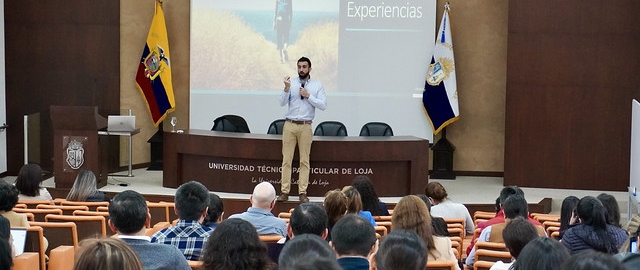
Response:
[314, 121, 347, 136]
[211, 115, 250, 133]
[359, 122, 393, 136]
[267, 119, 286, 135]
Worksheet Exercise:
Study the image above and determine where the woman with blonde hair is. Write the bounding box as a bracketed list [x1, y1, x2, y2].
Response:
[73, 237, 143, 270]
[341, 186, 376, 226]
[392, 195, 460, 270]
[66, 169, 110, 202]
[323, 189, 348, 241]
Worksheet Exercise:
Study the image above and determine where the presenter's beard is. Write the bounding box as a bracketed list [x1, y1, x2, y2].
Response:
[298, 71, 309, 80]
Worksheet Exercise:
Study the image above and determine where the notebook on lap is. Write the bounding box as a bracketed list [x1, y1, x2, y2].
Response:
[10, 228, 27, 256]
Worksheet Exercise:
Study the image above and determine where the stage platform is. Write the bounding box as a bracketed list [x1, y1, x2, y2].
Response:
[1, 168, 630, 220]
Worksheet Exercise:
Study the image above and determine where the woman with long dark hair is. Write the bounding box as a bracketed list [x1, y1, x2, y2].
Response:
[559, 195, 579, 239]
[561, 196, 627, 254]
[14, 163, 53, 202]
[351, 175, 389, 216]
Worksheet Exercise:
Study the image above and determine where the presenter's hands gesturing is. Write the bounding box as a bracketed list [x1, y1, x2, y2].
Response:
[283, 76, 291, 92]
[300, 87, 309, 99]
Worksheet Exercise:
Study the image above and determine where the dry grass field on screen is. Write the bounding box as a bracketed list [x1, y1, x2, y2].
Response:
[191, 8, 338, 92]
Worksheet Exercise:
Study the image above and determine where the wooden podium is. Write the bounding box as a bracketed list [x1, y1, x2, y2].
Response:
[50, 106, 108, 189]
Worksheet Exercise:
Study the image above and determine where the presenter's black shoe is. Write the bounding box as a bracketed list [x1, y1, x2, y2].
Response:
[277, 193, 289, 202]
[299, 193, 309, 203]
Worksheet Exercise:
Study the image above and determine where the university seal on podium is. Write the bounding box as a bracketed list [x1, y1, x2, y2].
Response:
[66, 139, 85, 170]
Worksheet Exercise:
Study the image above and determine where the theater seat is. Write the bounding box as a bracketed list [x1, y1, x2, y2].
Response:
[211, 115, 250, 133]
[313, 121, 347, 136]
[359, 122, 393, 136]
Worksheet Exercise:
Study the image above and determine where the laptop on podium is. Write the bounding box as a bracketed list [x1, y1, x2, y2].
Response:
[107, 115, 136, 132]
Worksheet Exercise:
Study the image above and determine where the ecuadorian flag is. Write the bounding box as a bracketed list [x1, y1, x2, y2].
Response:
[135, 1, 175, 127]
[423, 5, 459, 135]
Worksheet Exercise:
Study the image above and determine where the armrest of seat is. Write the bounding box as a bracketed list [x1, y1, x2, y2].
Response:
[48, 245, 76, 270]
[13, 252, 40, 270]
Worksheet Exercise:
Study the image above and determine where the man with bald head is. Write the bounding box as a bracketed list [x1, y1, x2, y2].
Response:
[228, 182, 287, 237]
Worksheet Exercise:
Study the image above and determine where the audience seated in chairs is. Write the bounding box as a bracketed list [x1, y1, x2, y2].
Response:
[73, 237, 143, 270]
[558, 249, 624, 270]
[66, 169, 110, 202]
[202, 193, 224, 230]
[342, 186, 377, 227]
[151, 181, 213, 260]
[201, 218, 276, 270]
[278, 234, 340, 270]
[558, 195, 579, 240]
[561, 196, 627, 254]
[392, 195, 459, 270]
[0, 181, 30, 227]
[417, 194, 449, 237]
[267, 202, 329, 263]
[466, 194, 545, 267]
[370, 230, 427, 270]
[597, 193, 622, 228]
[330, 214, 377, 270]
[0, 215, 13, 269]
[359, 122, 393, 136]
[352, 175, 389, 216]
[323, 189, 348, 242]
[211, 114, 250, 133]
[489, 217, 542, 270]
[425, 181, 474, 235]
[511, 237, 570, 270]
[467, 186, 540, 256]
[14, 163, 54, 203]
[314, 121, 347, 136]
[108, 190, 190, 270]
[228, 182, 287, 237]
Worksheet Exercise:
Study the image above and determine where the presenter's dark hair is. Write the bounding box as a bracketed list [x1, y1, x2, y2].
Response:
[278, 234, 339, 270]
[290, 202, 328, 236]
[502, 194, 528, 219]
[14, 163, 44, 196]
[109, 190, 148, 234]
[298, 56, 311, 67]
[375, 230, 427, 270]
[330, 214, 376, 256]
[0, 181, 19, 211]
[203, 193, 224, 227]
[175, 181, 210, 221]
[352, 175, 385, 216]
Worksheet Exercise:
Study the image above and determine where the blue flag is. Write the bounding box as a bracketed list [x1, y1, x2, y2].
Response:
[423, 5, 459, 135]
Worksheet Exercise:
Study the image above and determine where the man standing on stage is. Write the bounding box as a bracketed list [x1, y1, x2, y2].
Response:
[277, 56, 327, 202]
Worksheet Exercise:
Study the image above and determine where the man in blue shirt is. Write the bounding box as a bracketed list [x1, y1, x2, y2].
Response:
[229, 182, 287, 237]
[277, 56, 327, 203]
[151, 181, 213, 260]
[109, 190, 191, 270]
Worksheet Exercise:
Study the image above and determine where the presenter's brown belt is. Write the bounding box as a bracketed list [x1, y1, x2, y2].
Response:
[286, 119, 312, 125]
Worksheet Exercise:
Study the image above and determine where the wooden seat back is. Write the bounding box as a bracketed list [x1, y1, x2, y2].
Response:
[426, 260, 456, 270]
[18, 200, 54, 209]
[45, 214, 107, 239]
[29, 221, 79, 255]
[48, 245, 75, 270]
[14, 208, 63, 222]
[59, 200, 109, 212]
[24, 226, 46, 270]
[36, 204, 89, 215]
